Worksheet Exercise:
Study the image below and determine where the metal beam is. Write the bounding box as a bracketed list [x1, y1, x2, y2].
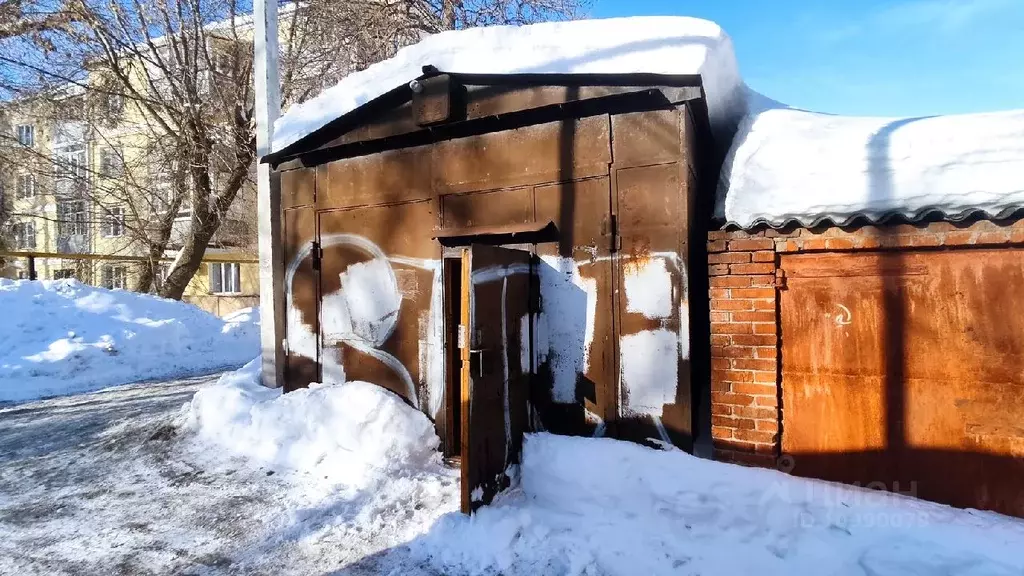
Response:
[0, 250, 258, 264]
[254, 0, 285, 389]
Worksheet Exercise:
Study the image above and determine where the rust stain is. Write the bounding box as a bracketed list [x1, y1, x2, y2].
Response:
[623, 236, 652, 275]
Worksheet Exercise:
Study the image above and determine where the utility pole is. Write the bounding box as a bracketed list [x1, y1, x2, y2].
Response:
[254, 0, 284, 388]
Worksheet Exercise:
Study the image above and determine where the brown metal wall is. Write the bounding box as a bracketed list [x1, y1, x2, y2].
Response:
[277, 104, 701, 450]
[780, 248, 1024, 516]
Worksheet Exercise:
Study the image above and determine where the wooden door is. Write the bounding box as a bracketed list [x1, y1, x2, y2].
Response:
[460, 244, 534, 513]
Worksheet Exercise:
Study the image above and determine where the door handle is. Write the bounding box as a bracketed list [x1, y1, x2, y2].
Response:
[469, 349, 487, 377]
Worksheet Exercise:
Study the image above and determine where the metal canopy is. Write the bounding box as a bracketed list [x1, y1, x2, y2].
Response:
[263, 69, 707, 167]
[432, 221, 557, 246]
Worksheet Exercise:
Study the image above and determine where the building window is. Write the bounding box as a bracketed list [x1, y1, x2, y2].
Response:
[104, 206, 125, 237]
[102, 265, 127, 290]
[209, 262, 241, 294]
[57, 200, 89, 236]
[16, 173, 35, 198]
[56, 146, 87, 181]
[12, 221, 36, 249]
[150, 158, 191, 218]
[100, 148, 124, 178]
[154, 263, 169, 291]
[53, 269, 75, 280]
[16, 125, 34, 147]
[107, 93, 124, 116]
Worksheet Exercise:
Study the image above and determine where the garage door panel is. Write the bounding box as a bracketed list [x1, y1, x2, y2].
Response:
[782, 373, 887, 454]
[784, 250, 1024, 384]
[780, 247, 1024, 516]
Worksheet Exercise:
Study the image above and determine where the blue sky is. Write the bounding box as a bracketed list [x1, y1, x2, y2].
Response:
[592, 0, 1024, 116]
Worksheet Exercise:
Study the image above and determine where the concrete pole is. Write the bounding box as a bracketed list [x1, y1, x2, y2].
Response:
[254, 0, 284, 388]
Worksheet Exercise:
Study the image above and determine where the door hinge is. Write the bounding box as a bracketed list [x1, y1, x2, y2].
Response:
[311, 241, 322, 271]
[601, 214, 621, 252]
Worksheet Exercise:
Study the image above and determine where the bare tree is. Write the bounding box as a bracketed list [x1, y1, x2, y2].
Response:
[2, 0, 587, 297]
[0, 0, 75, 41]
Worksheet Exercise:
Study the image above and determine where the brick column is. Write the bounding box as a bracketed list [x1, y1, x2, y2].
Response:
[707, 233, 780, 466]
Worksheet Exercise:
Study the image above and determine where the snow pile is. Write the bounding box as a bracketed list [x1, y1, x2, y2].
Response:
[0, 280, 258, 402]
[273, 16, 745, 152]
[719, 92, 1024, 227]
[183, 360, 441, 487]
[411, 433, 1024, 575]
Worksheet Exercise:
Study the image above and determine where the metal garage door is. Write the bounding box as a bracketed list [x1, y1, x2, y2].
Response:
[779, 248, 1024, 516]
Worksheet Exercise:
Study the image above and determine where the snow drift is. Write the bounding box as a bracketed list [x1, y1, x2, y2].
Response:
[176, 365, 1024, 575]
[272, 16, 746, 152]
[0, 280, 258, 402]
[183, 360, 441, 487]
[718, 98, 1024, 227]
[412, 433, 1024, 575]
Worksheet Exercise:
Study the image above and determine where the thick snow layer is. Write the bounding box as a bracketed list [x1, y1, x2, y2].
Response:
[272, 17, 745, 152]
[0, 280, 258, 402]
[183, 360, 441, 488]
[719, 92, 1024, 226]
[17, 367, 1022, 573]
[412, 433, 1024, 575]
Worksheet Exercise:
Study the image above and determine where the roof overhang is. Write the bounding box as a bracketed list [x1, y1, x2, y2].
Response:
[263, 69, 709, 169]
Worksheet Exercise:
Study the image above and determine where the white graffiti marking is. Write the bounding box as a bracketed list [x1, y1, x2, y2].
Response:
[285, 233, 442, 410]
[834, 303, 853, 326]
[501, 276, 513, 465]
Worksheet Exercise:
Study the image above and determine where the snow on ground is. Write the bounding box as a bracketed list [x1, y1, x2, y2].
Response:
[0, 279, 259, 402]
[184, 358, 443, 490]
[718, 93, 1024, 227]
[0, 371, 457, 575]
[412, 434, 1024, 575]
[272, 16, 746, 152]
[3, 363, 1024, 574]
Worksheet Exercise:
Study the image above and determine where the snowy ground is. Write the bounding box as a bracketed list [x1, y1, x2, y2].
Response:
[0, 279, 259, 403]
[0, 373, 457, 575]
[4, 366, 1023, 575]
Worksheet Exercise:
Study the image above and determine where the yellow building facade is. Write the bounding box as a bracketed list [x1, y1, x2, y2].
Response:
[1, 55, 260, 316]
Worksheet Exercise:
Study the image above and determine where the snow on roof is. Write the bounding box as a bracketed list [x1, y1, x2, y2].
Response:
[271, 16, 746, 153]
[718, 92, 1024, 228]
[272, 16, 1023, 227]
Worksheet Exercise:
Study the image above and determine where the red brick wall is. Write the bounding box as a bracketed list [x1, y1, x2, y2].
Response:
[707, 236, 780, 466]
[706, 218, 1024, 468]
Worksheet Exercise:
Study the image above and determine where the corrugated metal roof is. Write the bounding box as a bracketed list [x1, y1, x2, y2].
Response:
[720, 205, 1024, 231]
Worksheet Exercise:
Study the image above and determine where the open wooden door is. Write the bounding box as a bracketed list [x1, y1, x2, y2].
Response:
[460, 244, 534, 513]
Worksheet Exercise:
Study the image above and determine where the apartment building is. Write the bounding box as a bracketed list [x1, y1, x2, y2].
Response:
[0, 40, 259, 316]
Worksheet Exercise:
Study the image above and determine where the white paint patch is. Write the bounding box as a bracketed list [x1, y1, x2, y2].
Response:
[620, 328, 679, 416]
[471, 262, 531, 285]
[424, 265, 445, 420]
[519, 314, 532, 374]
[624, 258, 673, 319]
[678, 300, 691, 359]
[322, 258, 401, 347]
[286, 294, 346, 385]
[538, 256, 597, 403]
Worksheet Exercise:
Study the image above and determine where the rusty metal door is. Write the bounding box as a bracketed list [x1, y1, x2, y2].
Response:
[780, 248, 1024, 516]
[460, 244, 534, 513]
[316, 201, 438, 407]
[613, 162, 691, 449]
